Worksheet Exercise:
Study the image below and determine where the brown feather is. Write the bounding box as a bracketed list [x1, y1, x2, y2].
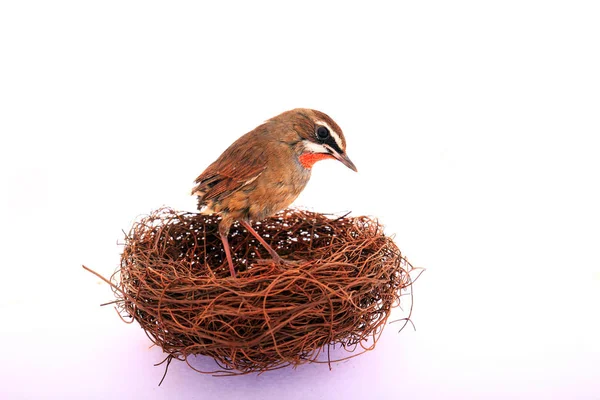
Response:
[192, 125, 269, 205]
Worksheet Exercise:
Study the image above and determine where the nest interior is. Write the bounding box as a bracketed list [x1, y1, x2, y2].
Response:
[109, 207, 414, 376]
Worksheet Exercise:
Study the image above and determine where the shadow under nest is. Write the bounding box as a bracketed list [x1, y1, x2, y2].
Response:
[107, 207, 415, 377]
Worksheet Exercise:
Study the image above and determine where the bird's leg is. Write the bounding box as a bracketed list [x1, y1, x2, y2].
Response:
[239, 220, 283, 264]
[218, 224, 237, 278]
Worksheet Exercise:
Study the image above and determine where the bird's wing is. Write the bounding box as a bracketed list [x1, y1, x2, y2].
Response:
[192, 135, 268, 203]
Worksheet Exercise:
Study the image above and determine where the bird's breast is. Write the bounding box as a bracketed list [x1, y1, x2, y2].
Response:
[235, 160, 309, 220]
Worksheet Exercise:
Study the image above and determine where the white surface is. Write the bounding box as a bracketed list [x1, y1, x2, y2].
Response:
[1, 1, 599, 399]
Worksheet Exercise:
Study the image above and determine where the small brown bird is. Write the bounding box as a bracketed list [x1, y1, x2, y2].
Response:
[192, 108, 357, 277]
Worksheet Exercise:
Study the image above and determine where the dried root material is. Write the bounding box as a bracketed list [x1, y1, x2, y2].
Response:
[89, 207, 416, 378]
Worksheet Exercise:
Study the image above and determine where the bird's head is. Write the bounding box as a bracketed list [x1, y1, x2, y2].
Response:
[271, 108, 357, 172]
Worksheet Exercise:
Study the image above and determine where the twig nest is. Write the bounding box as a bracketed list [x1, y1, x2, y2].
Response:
[114, 207, 414, 376]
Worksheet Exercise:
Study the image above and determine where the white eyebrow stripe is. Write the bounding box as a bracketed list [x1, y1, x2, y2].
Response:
[315, 120, 343, 150]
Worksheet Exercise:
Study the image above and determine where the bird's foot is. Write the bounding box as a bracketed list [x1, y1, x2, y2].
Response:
[270, 253, 285, 265]
[255, 255, 301, 267]
[268, 251, 304, 266]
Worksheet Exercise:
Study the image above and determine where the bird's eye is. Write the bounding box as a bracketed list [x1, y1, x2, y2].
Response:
[316, 126, 330, 140]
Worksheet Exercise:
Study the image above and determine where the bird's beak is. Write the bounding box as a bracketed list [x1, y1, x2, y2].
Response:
[332, 151, 358, 172]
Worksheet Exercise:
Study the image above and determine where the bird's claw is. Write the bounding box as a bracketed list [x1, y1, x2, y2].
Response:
[255, 256, 301, 267]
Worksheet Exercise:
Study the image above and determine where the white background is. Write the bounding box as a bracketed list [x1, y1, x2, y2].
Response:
[1, 1, 599, 399]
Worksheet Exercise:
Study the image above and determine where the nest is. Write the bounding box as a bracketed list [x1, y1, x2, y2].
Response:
[87, 207, 416, 379]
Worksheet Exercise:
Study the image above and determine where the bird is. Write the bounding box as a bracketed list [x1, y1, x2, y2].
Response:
[191, 108, 357, 277]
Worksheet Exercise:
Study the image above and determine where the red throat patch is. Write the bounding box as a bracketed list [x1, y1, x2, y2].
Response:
[298, 153, 334, 169]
